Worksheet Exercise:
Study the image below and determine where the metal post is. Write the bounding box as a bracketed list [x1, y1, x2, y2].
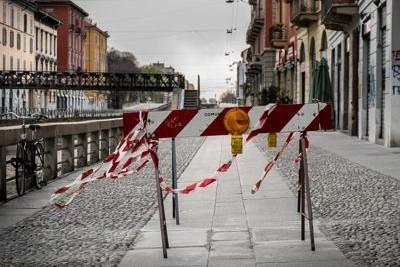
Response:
[300, 136, 316, 251]
[154, 152, 169, 258]
[297, 160, 301, 213]
[0, 146, 7, 201]
[299, 138, 305, 242]
[171, 138, 180, 224]
[197, 75, 201, 108]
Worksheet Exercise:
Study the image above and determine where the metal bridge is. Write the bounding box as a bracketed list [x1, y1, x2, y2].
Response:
[0, 71, 185, 91]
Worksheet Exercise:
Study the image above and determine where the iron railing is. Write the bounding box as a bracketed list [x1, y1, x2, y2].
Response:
[0, 71, 186, 92]
[0, 107, 122, 123]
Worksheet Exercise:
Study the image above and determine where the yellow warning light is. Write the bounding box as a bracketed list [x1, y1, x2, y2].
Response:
[223, 108, 250, 135]
[231, 135, 243, 155]
[267, 133, 277, 148]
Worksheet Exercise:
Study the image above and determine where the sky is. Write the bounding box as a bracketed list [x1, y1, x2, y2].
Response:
[75, 0, 251, 100]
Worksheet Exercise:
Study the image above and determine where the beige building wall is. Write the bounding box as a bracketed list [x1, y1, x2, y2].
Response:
[31, 12, 60, 111]
[0, 0, 35, 71]
[0, 0, 35, 112]
[296, 20, 331, 104]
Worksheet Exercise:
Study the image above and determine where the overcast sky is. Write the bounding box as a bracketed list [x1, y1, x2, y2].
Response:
[75, 0, 250, 99]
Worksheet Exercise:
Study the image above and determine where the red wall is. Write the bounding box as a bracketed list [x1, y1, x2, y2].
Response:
[38, 3, 86, 72]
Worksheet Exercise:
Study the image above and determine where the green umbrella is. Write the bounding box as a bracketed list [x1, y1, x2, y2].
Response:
[309, 60, 320, 103]
[310, 58, 333, 103]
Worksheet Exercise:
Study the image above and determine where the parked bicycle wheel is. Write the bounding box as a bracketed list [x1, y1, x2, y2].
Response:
[15, 142, 26, 196]
[33, 142, 45, 189]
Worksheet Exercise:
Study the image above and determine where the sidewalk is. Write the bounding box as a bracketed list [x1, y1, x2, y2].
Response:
[119, 136, 354, 267]
[0, 168, 85, 230]
[308, 132, 400, 180]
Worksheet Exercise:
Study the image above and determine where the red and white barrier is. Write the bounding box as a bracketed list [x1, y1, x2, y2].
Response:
[123, 103, 333, 139]
[51, 103, 333, 207]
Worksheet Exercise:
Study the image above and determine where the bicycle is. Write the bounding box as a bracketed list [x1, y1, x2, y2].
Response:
[0, 112, 48, 196]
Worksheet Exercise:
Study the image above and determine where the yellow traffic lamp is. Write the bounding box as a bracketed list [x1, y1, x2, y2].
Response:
[223, 108, 250, 155]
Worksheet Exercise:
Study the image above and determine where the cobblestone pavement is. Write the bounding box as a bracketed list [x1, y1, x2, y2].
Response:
[254, 134, 400, 267]
[0, 137, 205, 267]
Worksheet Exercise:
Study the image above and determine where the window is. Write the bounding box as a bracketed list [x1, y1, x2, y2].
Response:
[309, 37, 316, 63]
[49, 34, 52, 55]
[35, 27, 38, 50]
[23, 35, 26, 52]
[2, 28, 6, 46]
[320, 31, 328, 59]
[9, 30, 13, 48]
[2, 0, 6, 24]
[30, 17, 33, 34]
[300, 42, 305, 63]
[2, 55, 5, 70]
[30, 38, 33, 54]
[45, 32, 48, 53]
[23, 14, 27, 33]
[10, 5, 14, 27]
[10, 56, 13, 70]
[17, 8, 20, 29]
[16, 33, 20, 50]
[54, 36, 57, 56]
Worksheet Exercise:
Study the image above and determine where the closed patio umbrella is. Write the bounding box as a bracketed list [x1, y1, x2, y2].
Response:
[309, 58, 333, 103]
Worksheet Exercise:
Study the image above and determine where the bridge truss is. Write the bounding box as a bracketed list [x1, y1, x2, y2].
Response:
[0, 71, 185, 91]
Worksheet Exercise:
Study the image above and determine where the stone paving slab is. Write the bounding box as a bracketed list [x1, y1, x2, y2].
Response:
[118, 136, 354, 267]
[119, 247, 209, 267]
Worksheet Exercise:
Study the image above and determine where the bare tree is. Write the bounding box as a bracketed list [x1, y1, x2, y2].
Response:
[107, 48, 140, 108]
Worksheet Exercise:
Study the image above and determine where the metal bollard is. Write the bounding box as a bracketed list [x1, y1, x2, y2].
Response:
[171, 138, 179, 225]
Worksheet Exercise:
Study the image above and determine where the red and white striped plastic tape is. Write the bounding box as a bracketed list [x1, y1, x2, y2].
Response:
[123, 103, 333, 139]
[51, 103, 333, 207]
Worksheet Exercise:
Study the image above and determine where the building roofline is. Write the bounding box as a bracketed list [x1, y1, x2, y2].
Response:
[35, 9, 64, 27]
[85, 21, 109, 38]
[35, 0, 89, 16]
[15, 0, 37, 11]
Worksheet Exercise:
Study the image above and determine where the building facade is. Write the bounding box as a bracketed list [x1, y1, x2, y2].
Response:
[31, 8, 62, 111]
[288, 0, 331, 104]
[36, 0, 88, 111]
[272, 0, 297, 103]
[0, 0, 36, 113]
[245, 0, 275, 105]
[84, 20, 108, 73]
[84, 19, 109, 111]
[323, 0, 400, 147]
[236, 59, 246, 105]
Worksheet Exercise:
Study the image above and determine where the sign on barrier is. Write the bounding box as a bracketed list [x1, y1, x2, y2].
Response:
[51, 103, 333, 258]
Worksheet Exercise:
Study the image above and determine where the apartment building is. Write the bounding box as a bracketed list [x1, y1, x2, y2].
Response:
[84, 19, 109, 111]
[30, 8, 62, 111]
[245, 0, 275, 105]
[272, 0, 297, 103]
[0, 0, 35, 112]
[36, 0, 88, 111]
[323, 0, 400, 147]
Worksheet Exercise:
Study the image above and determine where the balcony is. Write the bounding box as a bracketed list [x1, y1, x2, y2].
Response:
[290, 0, 319, 27]
[246, 15, 264, 45]
[246, 52, 262, 79]
[269, 24, 288, 49]
[321, 0, 358, 31]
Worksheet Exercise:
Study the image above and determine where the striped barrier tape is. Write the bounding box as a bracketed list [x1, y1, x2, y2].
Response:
[51, 104, 332, 207]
